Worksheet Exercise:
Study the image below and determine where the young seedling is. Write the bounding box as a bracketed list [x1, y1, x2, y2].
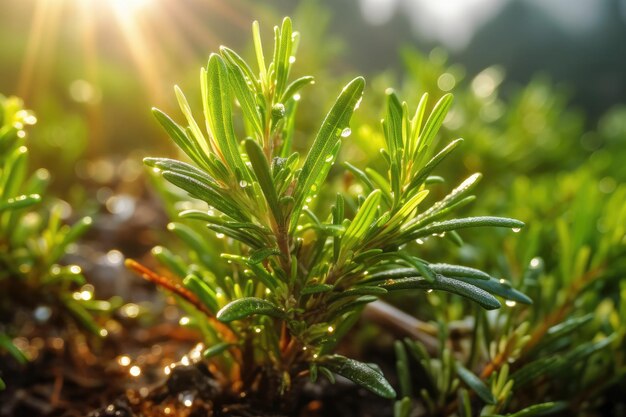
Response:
[0, 95, 107, 389]
[127, 17, 526, 408]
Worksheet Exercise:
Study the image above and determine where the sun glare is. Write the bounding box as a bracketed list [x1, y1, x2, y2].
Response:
[109, 0, 154, 16]
[17, 0, 253, 104]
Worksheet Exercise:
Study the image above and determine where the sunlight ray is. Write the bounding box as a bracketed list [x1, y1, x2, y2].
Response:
[18, 0, 63, 98]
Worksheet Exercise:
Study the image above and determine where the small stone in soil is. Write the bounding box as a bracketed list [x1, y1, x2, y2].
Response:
[166, 362, 221, 401]
[88, 398, 133, 417]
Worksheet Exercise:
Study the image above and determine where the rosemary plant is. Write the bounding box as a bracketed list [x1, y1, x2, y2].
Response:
[382, 49, 626, 417]
[0, 95, 106, 389]
[128, 18, 527, 406]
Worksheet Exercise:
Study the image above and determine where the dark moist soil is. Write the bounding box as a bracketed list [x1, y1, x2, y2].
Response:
[0, 315, 199, 417]
[87, 360, 394, 417]
[85, 324, 398, 417]
[0, 321, 395, 417]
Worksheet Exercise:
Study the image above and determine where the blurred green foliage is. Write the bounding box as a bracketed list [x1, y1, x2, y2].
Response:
[0, 95, 112, 390]
[361, 50, 626, 416]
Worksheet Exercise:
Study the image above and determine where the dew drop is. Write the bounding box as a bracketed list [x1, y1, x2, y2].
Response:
[325, 154, 334, 162]
[530, 257, 541, 268]
[117, 355, 131, 366]
[178, 391, 195, 407]
[293, 93, 301, 101]
[505, 300, 517, 307]
[239, 180, 248, 188]
[106, 249, 124, 265]
[340, 127, 352, 138]
[216, 233, 225, 239]
[289, 56, 296, 64]
[122, 303, 140, 318]
[416, 239, 425, 245]
[34, 305, 52, 323]
[427, 289, 434, 293]
[512, 228, 521, 233]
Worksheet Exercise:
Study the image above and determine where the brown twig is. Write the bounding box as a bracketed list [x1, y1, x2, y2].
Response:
[124, 259, 238, 346]
[363, 300, 440, 354]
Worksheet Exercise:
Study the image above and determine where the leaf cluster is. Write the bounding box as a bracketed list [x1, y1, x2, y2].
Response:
[133, 18, 527, 403]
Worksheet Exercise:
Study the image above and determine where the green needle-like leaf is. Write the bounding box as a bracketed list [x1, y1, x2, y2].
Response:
[322, 355, 396, 399]
[382, 275, 501, 310]
[0, 333, 28, 365]
[407, 138, 463, 192]
[415, 93, 453, 156]
[456, 277, 533, 304]
[205, 54, 249, 178]
[0, 194, 41, 212]
[292, 76, 365, 230]
[249, 247, 282, 264]
[281, 76, 315, 103]
[343, 189, 381, 250]
[184, 275, 219, 313]
[217, 297, 285, 322]
[429, 264, 491, 280]
[223, 55, 263, 137]
[409, 216, 525, 241]
[301, 283, 334, 295]
[385, 189, 429, 231]
[456, 362, 496, 404]
[203, 342, 232, 359]
[245, 138, 283, 224]
[162, 171, 247, 221]
[152, 108, 211, 171]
